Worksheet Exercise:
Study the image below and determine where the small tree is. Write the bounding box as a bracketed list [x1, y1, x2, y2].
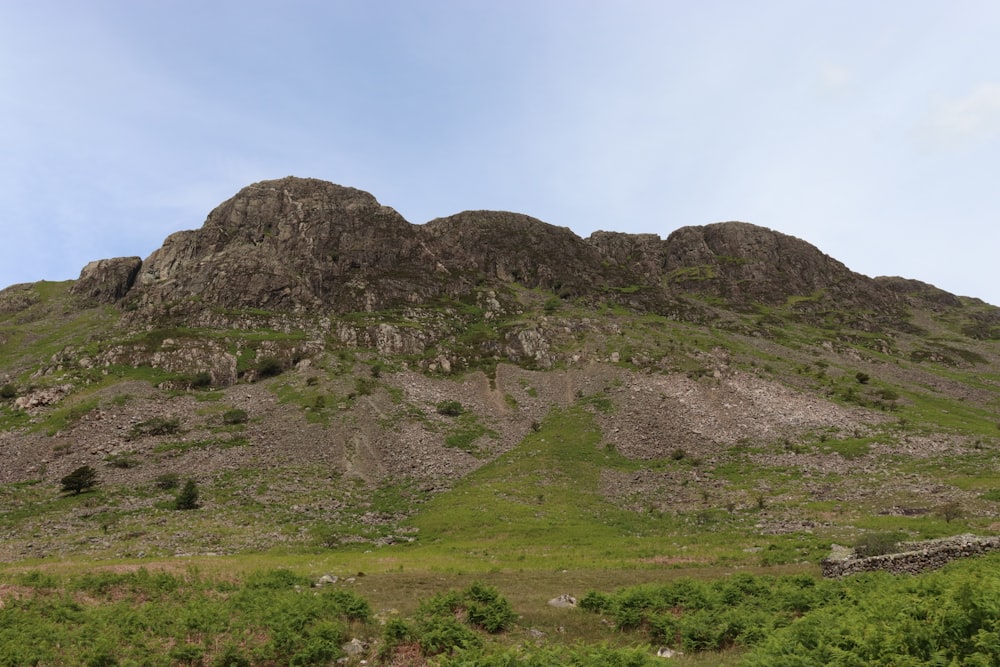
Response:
[61, 465, 99, 495]
[155, 472, 180, 490]
[189, 371, 213, 389]
[436, 400, 464, 417]
[221, 408, 248, 425]
[938, 501, 964, 523]
[256, 356, 283, 379]
[854, 531, 905, 557]
[128, 416, 181, 440]
[174, 479, 200, 510]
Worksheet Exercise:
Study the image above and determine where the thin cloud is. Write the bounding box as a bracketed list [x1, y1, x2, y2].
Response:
[819, 63, 856, 96]
[918, 82, 1000, 149]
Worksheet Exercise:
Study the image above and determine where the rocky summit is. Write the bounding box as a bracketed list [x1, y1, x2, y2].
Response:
[0, 175, 998, 564]
[77, 176, 929, 320]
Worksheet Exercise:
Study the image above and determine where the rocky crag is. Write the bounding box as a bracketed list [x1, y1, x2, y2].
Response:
[45, 175, 996, 387]
[78, 176, 951, 324]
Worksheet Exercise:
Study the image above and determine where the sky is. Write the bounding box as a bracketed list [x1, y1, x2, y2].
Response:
[2, 1, 999, 306]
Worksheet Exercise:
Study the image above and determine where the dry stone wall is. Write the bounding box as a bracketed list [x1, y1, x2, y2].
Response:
[822, 534, 1000, 577]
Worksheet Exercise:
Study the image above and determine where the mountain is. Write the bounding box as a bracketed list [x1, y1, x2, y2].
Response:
[0, 176, 998, 565]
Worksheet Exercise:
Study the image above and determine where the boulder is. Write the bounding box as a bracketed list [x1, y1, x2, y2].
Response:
[547, 593, 577, 608]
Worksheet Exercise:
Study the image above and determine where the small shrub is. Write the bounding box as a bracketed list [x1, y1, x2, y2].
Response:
[583, 394, 614, 413]
[174, 479, 200, 510]
[212, 644, 251, 667]
[109, 393, 131, 406]
[327, 589, 372, 622]
[382, 617, 414, 650]
[464, 582, 517, 633]
[411, 583, 517, 656]
[579, 591, 614, 613]
[354, 377, 376, 396]
[0, 383, 16, 399]
[418, 590, 464, 618]
[105, 452, 139, 469]
[445, 423, 488, 452]
[61, 465, 99, 495]
[155, 473, 180, 490]
[190, 371, 213, 389]
[245, 568, 311, 590]
[128, 416, 181, 439]
[854, 531, 905, 558]
[436, 400, 464, 416]
[937, 501, 964, 523]
[877, 387, 899, 401]
[417, 615, 481, 656]
[221, 408, 248, 425]
[168, 644, 204, 665]
[855, 372, 870, 385]
[256, 356, 283, 379]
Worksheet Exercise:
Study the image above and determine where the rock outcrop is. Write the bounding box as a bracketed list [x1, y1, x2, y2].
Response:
[586, 230, 666, 283]
[663, 222, 899, 311]
[71, 257, 142, 303]
[423, 211, 621, 297]
[129, 178, 432, 315]
[68, 176, 952, 331]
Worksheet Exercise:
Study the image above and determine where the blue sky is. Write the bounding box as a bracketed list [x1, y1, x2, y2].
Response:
[3, 1, 999, 305]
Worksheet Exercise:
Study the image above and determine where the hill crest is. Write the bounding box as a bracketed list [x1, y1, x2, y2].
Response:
[63, 176, 957, 322]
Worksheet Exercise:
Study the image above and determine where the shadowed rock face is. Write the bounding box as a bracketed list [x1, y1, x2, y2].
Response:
[130, 178, 430, 314]
[73, 176, 950, 322]
[71, 257, 142, 303]
[874, 276, 964, 309]
[663, 222, 894, 308]
[422, 211, 622, 298]
[585, 231, 667, 283]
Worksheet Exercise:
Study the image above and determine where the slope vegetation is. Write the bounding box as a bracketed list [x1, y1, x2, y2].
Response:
[1, 177, 999, 664]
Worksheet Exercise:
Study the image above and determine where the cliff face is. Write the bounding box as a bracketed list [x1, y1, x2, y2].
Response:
[130, 178, 431, 314]
[71, 257, 142, 304]
[74, 176, 923, 324]
[422, 211, 615, 297]
[664, 222, 864, 303]
[122, 177, 658, 317]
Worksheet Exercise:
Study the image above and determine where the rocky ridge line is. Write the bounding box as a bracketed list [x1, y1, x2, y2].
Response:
[67, 176, 952, 323]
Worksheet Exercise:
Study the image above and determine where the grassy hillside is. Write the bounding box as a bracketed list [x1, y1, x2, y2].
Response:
[1, 272, 1000, 664]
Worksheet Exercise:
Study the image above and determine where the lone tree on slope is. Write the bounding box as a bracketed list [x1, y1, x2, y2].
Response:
[174, 478, 200, 510]
[61, 465, 99, 495]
